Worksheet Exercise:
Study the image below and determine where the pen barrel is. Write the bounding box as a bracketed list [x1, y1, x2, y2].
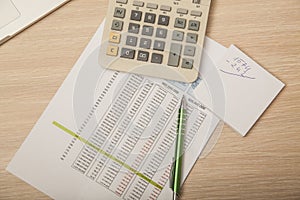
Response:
[172, 106, 185, 194]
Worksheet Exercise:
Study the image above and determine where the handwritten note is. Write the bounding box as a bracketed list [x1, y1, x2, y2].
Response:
[220, 57, 256, 80]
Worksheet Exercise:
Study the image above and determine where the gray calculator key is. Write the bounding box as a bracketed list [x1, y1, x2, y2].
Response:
[151, 53, 163, 64]
[158, 15, 170, 26]
[133, 1, 144, 7]
[174, 18, 186, 29]
[160, 5, 172, 12]
[111, 20, 123, 31]
[188, 20, 200, 31]
[182, 58, 194, 69]
[121, 48, 135, 59]
[153, 40, 165, 51]
[144, 13, 156, 23]
[126, 36, 138, 46]
[128, 23, 140, 34]
[177, 8, 188, 15]
[142, 25, 154, 36]
[184, 46, 196, 56]
[114, 7, 126, 18]
[140, 38, 152, 49]
[146, 3, 158, 9]
[191, 10, 202, 17]
[186, 33, 198, 43]
[168, 43, 182, 67]
[172, 31, 184, 41]
[116, 0, 128, 4]
[131, 10, 142, 21]
[137, 51, 149, 62]
[156, 28, 167, 38]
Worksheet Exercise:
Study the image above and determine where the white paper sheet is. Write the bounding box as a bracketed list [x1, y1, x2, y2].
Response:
[195, 44, 285, 136]
[7, 22, 222, 200]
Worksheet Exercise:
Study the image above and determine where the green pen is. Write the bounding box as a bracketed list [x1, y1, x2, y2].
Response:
[171, 97, 186, 200]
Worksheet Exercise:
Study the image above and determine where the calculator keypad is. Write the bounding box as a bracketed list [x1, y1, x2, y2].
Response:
[101, 0, 211, 82]
[109, 3, 203, 63]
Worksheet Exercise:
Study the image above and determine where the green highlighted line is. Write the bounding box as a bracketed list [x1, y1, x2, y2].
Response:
[52, 121, 163, 190]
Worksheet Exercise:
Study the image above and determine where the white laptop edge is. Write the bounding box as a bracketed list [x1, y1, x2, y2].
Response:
[0, 0, 71, 45]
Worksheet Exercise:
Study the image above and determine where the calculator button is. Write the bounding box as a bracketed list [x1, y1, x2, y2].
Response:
[182, 58, 194, 69]
[140, 38, 152, 49]
[151, 53, 163, 64]
[156, 28, 167, 38]
[142, 25, 154, 36]
[144, 13, 156, 24]
[121, 48, 135, 59]
[114, 7, 126, 18]
[111, 20, 123, 31]
[172, 31, 184, 41]
[160, 5, 172, 12]
[137, 51, 149, 62]
[133, 1, 144, 7]
[191, 10, 202, 17]
[177, 8, 188, 15]
[146, 3, 158, 10]
[128, 23, 140, 34]
[188, 20, 200, 31]
[126, 36, 138, 47]
[109, 32, 121, 43]
[158, 15, 170, 26]
[184, 46, 196, 56]
[168, 43, 182, 67]
[131, 10, 142, 21]
[116, 0, 128, 4]
[174, 18, 186, 29]
[153, 40, 165, 51]
[107, 45, 119, 56]
[186, 33, 198, 43]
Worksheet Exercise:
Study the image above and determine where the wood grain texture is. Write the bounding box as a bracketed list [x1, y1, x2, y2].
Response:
[0, 0, 299, 199]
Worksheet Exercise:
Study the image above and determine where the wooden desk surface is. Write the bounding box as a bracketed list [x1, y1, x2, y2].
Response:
[0, 0, 299, 199]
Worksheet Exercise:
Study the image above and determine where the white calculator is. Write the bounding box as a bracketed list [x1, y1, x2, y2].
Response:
[99, 0, 211, 83]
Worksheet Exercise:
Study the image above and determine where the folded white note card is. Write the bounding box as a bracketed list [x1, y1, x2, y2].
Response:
[196, 45, 285, 136]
